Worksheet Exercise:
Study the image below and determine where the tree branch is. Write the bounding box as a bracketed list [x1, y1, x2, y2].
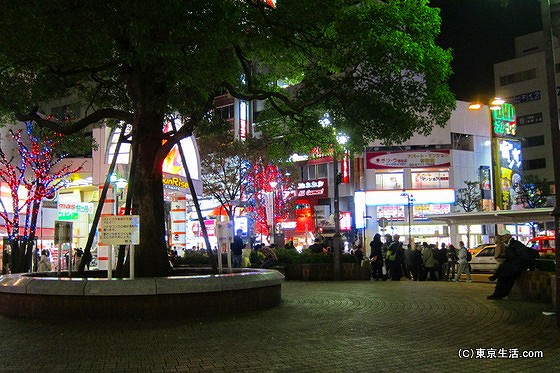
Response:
[15, 108, 133, 135]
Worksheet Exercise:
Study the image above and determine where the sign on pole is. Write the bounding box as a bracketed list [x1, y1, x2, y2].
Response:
[54, 221, 73, 244]
[99, 215, 140, 245]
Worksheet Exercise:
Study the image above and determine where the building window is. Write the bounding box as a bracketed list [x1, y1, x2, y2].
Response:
[523, 158, 546, 170]
[499, 69, 536, 86]
[49, 102, 82, 121]
[375, 172, 403, 190]
[524, 135, 545, 148]
[451, 133, 473, 151]
[517, 113, 543, 126]
[305, 163, 329, 180]
[107, 125, 132, 164]
[214, 104, 234, 121]
[317, 164, 328, 179]
[411, 171, 449, 189]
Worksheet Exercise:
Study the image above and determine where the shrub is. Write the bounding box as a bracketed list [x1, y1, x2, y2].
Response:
[535, 258, 556, 272]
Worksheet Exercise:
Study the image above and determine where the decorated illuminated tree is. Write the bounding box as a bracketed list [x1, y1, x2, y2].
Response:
[199, 133, 266, 221]
[0, 125, 82, 273]
[244, 160, 294, 240]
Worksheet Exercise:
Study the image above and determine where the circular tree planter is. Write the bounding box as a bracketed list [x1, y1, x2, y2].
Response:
[0, 268, 283, 319]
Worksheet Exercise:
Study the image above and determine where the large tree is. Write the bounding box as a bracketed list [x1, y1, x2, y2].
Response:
[0, 1, 454, 277]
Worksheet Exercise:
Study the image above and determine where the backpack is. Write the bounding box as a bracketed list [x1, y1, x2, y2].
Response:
[466, 249, 472, 262]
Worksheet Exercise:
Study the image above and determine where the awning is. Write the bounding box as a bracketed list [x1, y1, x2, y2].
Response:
[426, 207, 555, 225]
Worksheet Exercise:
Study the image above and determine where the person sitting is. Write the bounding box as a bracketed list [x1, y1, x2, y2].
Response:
[487, 229, 532, 300]
[260, 245, 278, 268]
[308, 238, 324, 254]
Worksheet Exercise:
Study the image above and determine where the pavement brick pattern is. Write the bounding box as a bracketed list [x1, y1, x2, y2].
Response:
[0, 280, 558, 372]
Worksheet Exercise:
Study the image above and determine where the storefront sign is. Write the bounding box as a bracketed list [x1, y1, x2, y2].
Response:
[493, 138, 522, 210]
[162, 173, 189, 191]
[492, 103, 517, 137]
[366, 150, 450, 169]
[57, 202, 93, 214]
[296, 178, 328, 198]
[365, 189, 455, 206]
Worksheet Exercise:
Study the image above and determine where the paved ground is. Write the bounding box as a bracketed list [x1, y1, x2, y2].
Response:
[0, 278, 558, 372]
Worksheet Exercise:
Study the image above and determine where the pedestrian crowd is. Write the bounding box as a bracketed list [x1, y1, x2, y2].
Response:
[365, 233, 467, 282]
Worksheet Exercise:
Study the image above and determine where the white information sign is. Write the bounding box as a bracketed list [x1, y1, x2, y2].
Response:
[54, 221, 73, 244]
[216, 221, 234, 244]
[99, 215, 140, 245]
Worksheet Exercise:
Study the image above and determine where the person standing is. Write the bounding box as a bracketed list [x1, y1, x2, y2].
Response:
[381, 234, 393, 280]
[353, 245, 364, 264]
[369, 233, 384, 280]
[38, 250, 51, 272]
[487, 229, 532, 300]
[437, 243, 448, 280]
[231, 229, 245, 268]
[387, 234, 403, 281]
[446, 244, 458, 280]
[422, 243, 439, 281]
[403, 244, 414, 280]
[411, 243, 423, 281]
[454, 242, 472, 283]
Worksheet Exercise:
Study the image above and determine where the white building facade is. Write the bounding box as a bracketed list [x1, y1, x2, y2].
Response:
[356, 101, 493, 247]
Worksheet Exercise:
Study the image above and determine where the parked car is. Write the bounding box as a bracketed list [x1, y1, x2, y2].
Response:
[469, 243, 493, 257]
[469, 244, 498, 272]
[526, 236, 556, 256]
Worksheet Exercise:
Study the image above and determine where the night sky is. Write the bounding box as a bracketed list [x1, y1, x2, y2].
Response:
[430, 0, 542, 102]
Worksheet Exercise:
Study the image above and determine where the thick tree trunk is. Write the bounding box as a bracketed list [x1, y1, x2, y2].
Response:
[130, 109, 172, 277]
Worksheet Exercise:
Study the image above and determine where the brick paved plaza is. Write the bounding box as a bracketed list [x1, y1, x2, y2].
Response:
[0, 279, 558, 372]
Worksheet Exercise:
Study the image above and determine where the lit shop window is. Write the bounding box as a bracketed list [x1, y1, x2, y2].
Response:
[411, 171, 449, 189]
[375, 173, 403, 190]
[107, 125, 132, 164]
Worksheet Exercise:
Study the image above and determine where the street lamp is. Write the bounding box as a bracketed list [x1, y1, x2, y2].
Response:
[540, 0, 560, 325]
[269, 181, 278, 246]
[469, 97, 514, 212]
[110, 173, 128, 215]
[401, 191, 415, 246]
[108, 173, 127, 279]
[320, 114, 349, 280]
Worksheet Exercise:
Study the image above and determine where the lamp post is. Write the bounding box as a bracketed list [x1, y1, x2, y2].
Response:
[320, 114, 348, 280]
[401, 191, 415, 246]
[269, 181, 278, 246]
[108, 173, 127, 279]
[540, 0, 560, 324]
[469, 97, 506, 213]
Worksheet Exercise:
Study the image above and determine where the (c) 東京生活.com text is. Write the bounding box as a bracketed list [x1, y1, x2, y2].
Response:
[458, 348, 544, 359]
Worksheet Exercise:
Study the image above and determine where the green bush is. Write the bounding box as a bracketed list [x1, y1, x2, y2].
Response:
[173, 251, 210, 266]
[173, 248, 362, 267]
[535, 259, 556, 272]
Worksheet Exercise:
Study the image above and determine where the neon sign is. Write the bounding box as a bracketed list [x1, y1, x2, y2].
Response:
[492, 103, 516, 137]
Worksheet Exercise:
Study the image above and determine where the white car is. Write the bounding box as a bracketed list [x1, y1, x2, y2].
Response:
[469, 244, 499, 272]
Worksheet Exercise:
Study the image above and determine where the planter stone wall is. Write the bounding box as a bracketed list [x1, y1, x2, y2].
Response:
[512, 270, 553, 303]
[281, 263, 370, 281]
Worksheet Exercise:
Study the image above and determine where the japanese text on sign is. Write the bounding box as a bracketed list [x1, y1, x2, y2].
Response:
[99, 215, 140, 245]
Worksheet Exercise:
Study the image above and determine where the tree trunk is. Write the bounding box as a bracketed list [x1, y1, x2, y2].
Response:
[130, 109, 172, 277]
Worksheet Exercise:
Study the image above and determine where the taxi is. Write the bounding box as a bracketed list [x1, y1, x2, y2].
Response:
[469, 244, 498, 272]
[526, 236, 555, 256]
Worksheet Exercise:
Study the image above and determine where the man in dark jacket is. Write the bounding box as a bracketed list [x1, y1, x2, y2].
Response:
[487, 229, 531, 300]
[231, 229, 245, 268]
[308, 238, 324, 254]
